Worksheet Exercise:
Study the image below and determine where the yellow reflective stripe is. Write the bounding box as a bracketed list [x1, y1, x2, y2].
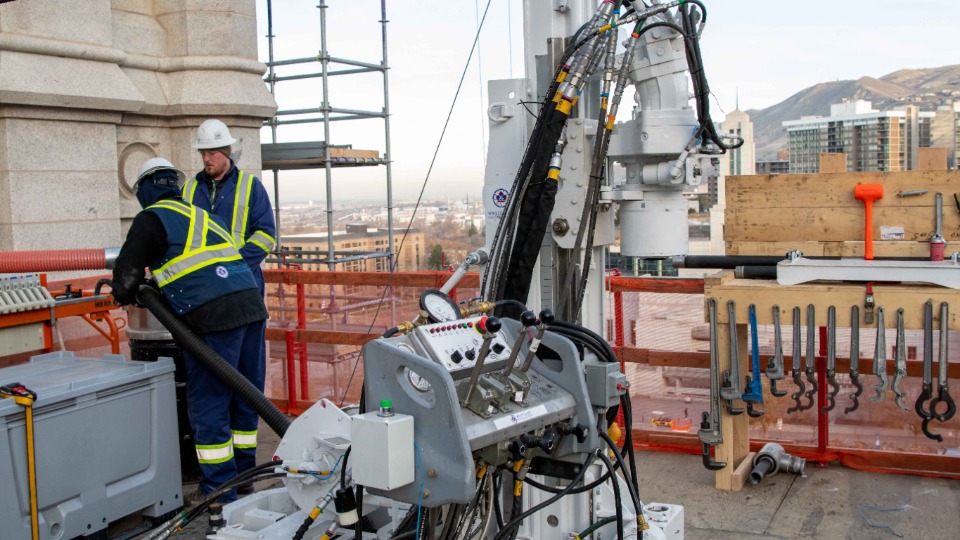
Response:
[208, 220, 234, 245]
[248, 230, 275, 253]
[183, 178, 199, 204]
[231, 171, 253, 246]
[148, 200, 192, 219]
[232, 429, 257, 449]
[184, 205, 199, 252]
[196, 441, 233, 464]
[154, 248, 242, 286]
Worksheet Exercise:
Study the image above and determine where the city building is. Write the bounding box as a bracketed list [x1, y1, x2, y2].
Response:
[707, 109, 756, 209]
[281, 224, 425, 272]
[755, 160, 790, 174]
[783, 100, 934, 173]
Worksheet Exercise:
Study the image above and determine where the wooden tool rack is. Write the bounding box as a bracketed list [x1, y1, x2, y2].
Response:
[704, 274, 960, 491]
[708, 170, 960, 491]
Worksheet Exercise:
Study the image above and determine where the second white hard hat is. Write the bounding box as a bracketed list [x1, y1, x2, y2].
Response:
[193, 119, 238, 150]
[135, 157, 186, 190]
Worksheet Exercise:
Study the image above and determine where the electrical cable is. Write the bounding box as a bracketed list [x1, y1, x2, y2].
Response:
[575, 516, 618, 540]
[338, 0, 496, 407]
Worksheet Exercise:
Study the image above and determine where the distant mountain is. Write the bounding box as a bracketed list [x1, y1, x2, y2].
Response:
[745, 65, 960, 160]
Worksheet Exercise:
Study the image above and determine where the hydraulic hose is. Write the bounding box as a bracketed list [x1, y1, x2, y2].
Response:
[0, 247, 119, 273]
[136, 285, 291, 437]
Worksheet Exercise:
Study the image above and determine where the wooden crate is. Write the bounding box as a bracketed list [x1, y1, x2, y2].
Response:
[725, 170, 960, 258]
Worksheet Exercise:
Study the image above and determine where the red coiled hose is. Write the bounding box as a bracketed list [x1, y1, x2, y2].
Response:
[0, 248, 107, 273]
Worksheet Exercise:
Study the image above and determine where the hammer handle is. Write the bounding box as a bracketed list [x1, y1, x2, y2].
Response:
[864, 200, 875, 260]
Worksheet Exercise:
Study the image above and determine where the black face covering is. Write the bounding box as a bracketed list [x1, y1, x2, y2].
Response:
[136, 170, 181, 208]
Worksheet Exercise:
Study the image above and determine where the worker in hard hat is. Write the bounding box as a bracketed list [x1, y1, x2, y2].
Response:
[182, 119, 275, 486]
[112, 157, 269, 503]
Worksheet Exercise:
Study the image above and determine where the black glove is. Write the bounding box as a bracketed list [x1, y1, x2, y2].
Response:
[111, 266, 145, 306]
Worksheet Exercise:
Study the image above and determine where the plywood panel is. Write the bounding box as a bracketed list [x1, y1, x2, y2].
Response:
[919, 147, 949, 171]
[726, 171, 960, 256]
[819, 153, 847, 173]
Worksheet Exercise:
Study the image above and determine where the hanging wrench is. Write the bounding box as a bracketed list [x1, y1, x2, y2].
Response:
[787, 306, 806, 414]
[823, 306, 840, 413]
[891, 308, 909, 410]
[845, 305, 863, 414]
[743, 304, 765, 417]
[871, 307, 888, 403]
[929, 302, 956, 422]
[720, 300, 745, 415]
[700, 297, 726, 470]
[801, 304, 817, 411]
[916, 302, 941, 441]
[766, 305, 787, 396]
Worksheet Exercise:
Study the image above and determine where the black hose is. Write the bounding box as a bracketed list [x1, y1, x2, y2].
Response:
[596, 451, 625, 540]
[493, 453, 596, 540]
[136, 285, 291, 437]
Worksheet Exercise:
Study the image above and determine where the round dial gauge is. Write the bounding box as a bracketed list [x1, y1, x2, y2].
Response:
[405, 368, 432, 392]
[419, 289, 462, 322]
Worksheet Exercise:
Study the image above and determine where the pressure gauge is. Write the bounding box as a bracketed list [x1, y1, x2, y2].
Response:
[419, 289, 461, 322]
[405, 368, 432, 392]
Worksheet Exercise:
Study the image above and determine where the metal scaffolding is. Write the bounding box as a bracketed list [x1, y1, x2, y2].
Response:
[261, 0, 395, 271]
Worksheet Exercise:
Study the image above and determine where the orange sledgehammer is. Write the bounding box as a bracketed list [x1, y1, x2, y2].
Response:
[854, 184, 883, 260]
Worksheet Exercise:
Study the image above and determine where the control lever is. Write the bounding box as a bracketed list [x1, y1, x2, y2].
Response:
[845, 305, 863, 414]
[719, 300, 745, 415]
[502, 310, 537, 378]
[461, 316, 501, 408]
[699, 299, 725, 470]
[916, 302, 941, 441]
[787, 306, 806, 414]
[520, 430, 557, 455]
[801, 304, 817, 411]
[766, 305, 787, 396]
[742, 304, 765, 417]
[891, 308, 910, 410]
[871, 307, 889, 403]
[519, 309, 555, 374]
[823, 306, 840, 413]
[930, 302, 956, 422]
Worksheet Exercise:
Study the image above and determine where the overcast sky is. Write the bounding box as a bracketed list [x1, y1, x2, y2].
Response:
[255, 0, 959, 204]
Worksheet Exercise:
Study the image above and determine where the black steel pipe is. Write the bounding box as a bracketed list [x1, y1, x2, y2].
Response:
[734, 266, 777, 280]
[673, 254, 929, 269]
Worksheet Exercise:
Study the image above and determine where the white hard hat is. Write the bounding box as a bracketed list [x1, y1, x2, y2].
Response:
[135, 157, 186, 190]
[193, 119, 238, 150]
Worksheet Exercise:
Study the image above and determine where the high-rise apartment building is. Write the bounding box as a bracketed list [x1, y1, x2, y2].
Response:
[783, 100, 934, 173]
[708, 109, 756, 209]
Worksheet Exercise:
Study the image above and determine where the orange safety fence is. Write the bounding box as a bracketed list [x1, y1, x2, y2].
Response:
[2, 267, 956, 480]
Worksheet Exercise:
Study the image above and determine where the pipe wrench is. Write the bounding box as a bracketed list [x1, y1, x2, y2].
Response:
[801, 304, 817, 411]
[719, 300, 745, 415]
[845, 305, 863, 414]
[823, 306, 840, 413]
[700, 298, 726, 470]
[766, 305, 787, 396]
[743, 304, 765, 417]
[787, 306, 806, 414]
[916, 302, 941, 441]
[891, 308, 909, 410]
[871, 307, 888, 403]
[930, 302, 956, 423]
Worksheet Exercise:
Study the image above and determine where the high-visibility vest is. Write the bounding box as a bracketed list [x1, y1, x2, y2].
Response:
[146, 199, 258, 315]
[182, 170, 276, 255]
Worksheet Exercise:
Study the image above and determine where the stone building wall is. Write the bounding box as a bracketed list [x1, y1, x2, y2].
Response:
[0, 0, 276, 250]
